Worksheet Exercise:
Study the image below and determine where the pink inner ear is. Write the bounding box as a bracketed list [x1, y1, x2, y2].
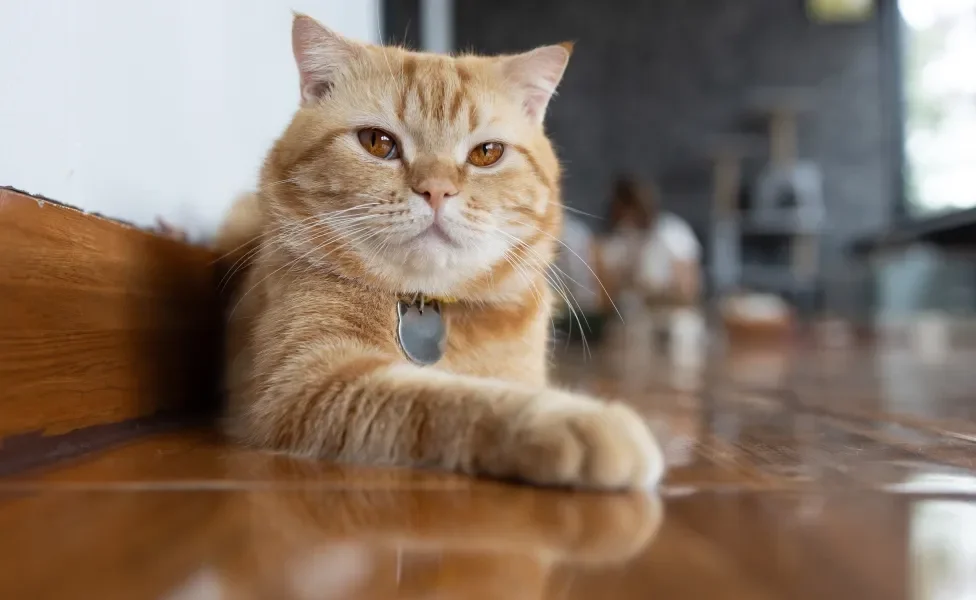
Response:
[523, 87, 555, 122]
[504, 45, 571, 123]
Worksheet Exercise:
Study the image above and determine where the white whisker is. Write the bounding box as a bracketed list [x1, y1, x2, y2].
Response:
[229, 216, 385, 317]
[493, 228, 592, 358]
[511, 219, 622, 323]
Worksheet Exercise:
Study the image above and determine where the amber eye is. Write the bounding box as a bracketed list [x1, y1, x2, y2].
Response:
[357, 128, 400, 160]
[467, 142, 504, 167]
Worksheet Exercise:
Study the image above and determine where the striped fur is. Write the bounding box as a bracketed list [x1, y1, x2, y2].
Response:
[216, 15, 664, 489]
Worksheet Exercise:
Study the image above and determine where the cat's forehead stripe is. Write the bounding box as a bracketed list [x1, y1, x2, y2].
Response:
[393, 54, 480, 135]
[448, 86, 465, 123]
[467, 97, 480, 134]
[395, 55, 418, 121]
[429, 75, 447, 122]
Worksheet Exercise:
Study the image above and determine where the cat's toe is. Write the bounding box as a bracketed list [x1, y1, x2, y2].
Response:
[510, 409, 587, 486]
[605, 402, 666, 488]
[509, 395, 665, 490]
[567, 402, 664, 489]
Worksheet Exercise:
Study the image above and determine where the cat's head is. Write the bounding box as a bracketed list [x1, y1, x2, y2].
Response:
[261, 14, 570, 300]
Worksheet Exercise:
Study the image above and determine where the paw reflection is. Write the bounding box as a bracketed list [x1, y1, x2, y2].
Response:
[184, 486, 663, 599]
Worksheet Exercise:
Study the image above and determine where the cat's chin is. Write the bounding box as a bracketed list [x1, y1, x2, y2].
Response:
[359, 232, 508, 296]
[404, 224, 462, 250]
[389, 227, 488, 269]
[394, 237, 480, 275]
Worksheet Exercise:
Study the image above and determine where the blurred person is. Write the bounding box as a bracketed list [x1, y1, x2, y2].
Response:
[597, 177, 705, 375]
[599, 177, 701, 306]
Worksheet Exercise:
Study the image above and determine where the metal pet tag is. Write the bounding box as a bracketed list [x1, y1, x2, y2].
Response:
[397, 300, 446, 366]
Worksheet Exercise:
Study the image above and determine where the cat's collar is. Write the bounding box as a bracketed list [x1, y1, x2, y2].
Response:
[397, 293, 457, 312]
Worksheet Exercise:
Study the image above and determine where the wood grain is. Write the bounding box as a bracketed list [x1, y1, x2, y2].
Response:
[1, 340, 976, 598]
[0, 188, 221, 438]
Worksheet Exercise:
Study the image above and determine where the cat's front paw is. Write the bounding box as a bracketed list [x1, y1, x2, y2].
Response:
[503, 393, 665, 490]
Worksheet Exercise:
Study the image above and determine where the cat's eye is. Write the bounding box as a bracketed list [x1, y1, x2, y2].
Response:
[467, 142, 504, 167]
[357, 128, 400, 160]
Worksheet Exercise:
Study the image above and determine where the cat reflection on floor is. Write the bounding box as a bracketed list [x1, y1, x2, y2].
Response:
[162, 472, 662, 599]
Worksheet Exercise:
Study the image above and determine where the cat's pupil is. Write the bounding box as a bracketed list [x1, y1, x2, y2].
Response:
[371, 131, 378, 148]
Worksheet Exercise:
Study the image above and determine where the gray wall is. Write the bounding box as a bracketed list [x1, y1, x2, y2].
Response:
[456, 0, 898, 291]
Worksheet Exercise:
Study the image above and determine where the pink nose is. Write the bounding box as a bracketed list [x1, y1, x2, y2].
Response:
[412, 178, 458, 212]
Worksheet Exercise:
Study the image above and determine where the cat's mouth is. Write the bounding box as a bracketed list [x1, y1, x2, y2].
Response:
[406, 223, 461, 248]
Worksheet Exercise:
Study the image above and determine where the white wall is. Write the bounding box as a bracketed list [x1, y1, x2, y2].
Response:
[0, 0, 379, 239]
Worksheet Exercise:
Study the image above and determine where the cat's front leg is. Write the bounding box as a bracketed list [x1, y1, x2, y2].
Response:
[486, 389, 665, 490]
[237, 350, 665, 490]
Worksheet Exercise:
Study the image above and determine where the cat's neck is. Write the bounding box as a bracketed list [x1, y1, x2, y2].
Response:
[266, 238, 551, 308]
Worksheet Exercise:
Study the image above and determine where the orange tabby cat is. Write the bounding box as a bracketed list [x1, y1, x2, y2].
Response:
[216, 14, 664, 489]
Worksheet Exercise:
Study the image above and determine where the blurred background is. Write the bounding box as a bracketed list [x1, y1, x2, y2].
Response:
[387, 0, 976, 350]
[1, 0, 974, 347]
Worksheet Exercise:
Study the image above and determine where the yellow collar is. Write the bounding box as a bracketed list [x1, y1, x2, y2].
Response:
[400, 293, 458, 308]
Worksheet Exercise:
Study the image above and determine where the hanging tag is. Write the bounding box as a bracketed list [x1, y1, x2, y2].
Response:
[396, 300, 446, 365]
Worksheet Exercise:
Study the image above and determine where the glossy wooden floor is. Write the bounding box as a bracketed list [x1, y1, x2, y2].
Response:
[3, 343, 976, 599]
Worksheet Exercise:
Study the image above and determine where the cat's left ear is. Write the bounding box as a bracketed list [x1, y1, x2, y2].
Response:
[500, 43, 573, 124]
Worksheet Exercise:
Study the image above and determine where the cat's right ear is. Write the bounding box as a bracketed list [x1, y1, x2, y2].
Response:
[292, 13, 361, 104]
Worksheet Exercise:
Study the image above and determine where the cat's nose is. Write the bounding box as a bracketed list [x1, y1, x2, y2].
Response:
[412, 178, 458, 212]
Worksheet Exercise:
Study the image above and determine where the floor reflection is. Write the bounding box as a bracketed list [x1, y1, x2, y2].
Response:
[2, 486, 662, 600]
[213, 487, 662, 600]
[556, 339, 976, 492]
[911, 498, 976, 600]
